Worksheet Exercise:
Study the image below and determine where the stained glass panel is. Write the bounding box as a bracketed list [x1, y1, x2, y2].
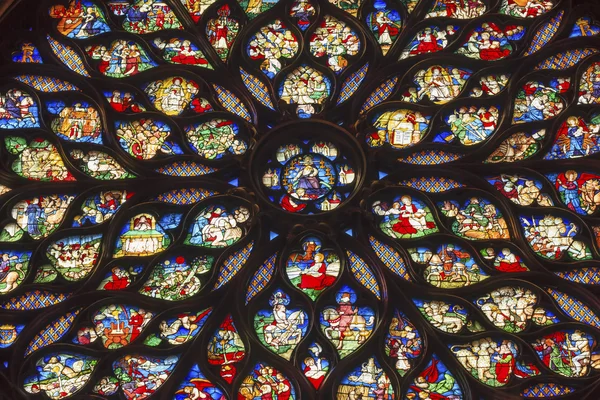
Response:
[2, 0, 600, 399]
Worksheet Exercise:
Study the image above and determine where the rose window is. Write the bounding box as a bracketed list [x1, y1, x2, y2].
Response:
[1, 0, 600, 399]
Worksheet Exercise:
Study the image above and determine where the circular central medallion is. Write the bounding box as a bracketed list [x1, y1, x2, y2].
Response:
[282, 153, 336, 201]
[251, 121, 364, 215]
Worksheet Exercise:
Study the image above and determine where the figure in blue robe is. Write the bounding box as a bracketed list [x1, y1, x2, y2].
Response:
[26, 199, 43, 236]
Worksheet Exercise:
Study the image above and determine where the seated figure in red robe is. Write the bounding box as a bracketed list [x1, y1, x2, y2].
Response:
[298, 253, 336, 291]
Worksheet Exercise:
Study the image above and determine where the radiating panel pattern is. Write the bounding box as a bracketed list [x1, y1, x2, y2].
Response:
[1, 1, 600, 400]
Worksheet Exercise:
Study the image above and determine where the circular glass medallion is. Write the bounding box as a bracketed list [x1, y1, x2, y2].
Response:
[252, 121, 363, 215]
[282, 153, 336, 201]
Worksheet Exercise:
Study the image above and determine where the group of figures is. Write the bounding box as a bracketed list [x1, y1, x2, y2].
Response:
[309, 15, 360, 72]
[86, 39, 157, 78]
[373, 195, 438, 239]
[6, 0, 600, 400]
[279, 66, 331, 117]
[248, 20, 298, 78]
[409, 244, 489, 288]
[0, 89, 38, 129]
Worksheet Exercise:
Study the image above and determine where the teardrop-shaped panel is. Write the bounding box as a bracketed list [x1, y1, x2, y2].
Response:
[176, 364, 226, 398]
[46, 234, 102, 281]
[74, 190, 132, 227]
[206, 5, 240, 61]
[4, 136, 75, 182]
[437, 104, 500, 146]
[114, 213, 170, 257]
[336, 356, 394, 399]
[70, 149, 134, 179]
[238, 0, 280, 19]
[113, 354, 179, 399]
[122, 0, 183, 34]
[254, 289, 309, 359]
[486, 174, 552, 207]
[450, 337, 519, 386]
[116, 118, 174, 159]
[207, 314, 246, 383]
[181, 0, 217, 22]
[485, 128, 546, 163]
[98, 264, 142, 290]
[46, 100, 103, 143]
[289, 0, 316, 31]
[104, 90, 147, 113]
[93, 376, 120, 396]
[185, 201, 252, 248]
[365, 1, 402, 56]
[520, 214, 592, 260]
[456, 23, 513, 61]
[5, 195, 74, 240]
[309, 15, 360, 73]
[301, 342, 330, 389]
[286, 236, 340, 300]
[329, 0, 363, 17]
[470, 74, 510, 97]
[279, 65, 332, 117]
[185, 118, 248, 159]
[152, 37, 213, 69]
[93, 304, 154, 349]
[239, 363, 296, 398]
[384, 309, 422, 376]
[425, 0, 486, 18]
[578, 62, 600, 105]
[500, 0, 554, 18]
[512, 79, 566, 124]
[367, 108, 431, 149]
[480, 247, 529, 272]
[248, 20, 299, 78]
[405, 355, 463, 399]
[320, 285, 375, 358]
[474, 286, 537, 332]
[143, 76, 200, 116]
[544, 114, 600, 160]
[49, 1, 111, 39]
[408, 244, 490, 288]
[371, 193, 438, 239]
[23, 353, 98, 399]
[85, 39, 158, 78]
[531, 330, 594, 377]
[140, 255, 214, 300]
[150, 308, 212, 346]
[400, 25, 460, 60]
[414, 299, 470, 333]
[438, 198, 510, 240]
[413, 65, 472, 104]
